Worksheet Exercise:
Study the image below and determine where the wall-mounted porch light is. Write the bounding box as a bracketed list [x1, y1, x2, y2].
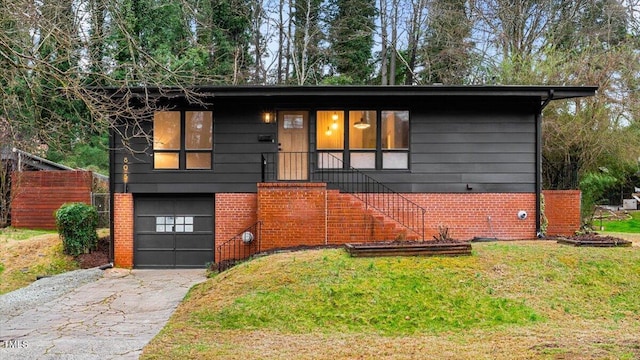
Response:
[262, 111, 275, 124]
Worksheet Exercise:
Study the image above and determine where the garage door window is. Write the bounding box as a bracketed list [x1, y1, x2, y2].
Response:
[155, 216, 194, 233]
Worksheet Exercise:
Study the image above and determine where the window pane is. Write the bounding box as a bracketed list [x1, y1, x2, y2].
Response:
[154, 152, 179, 169]
[317, 152, 343, 169]
[186, 111, 213, 150]
[382, 111, 409, 149]
[351, 152, 375, 169]
[284, 114, 304, 129]
[176, 217, 184, 224]
[186, 152, 211, 169]
[185, 225, 193, 232]
[175, 224, 184, 232]
[185, 217, 193, 224]
[156, 225, 165, 232]
[316, 111, 344, 149]
[349, 110, 377, 149]
[383, 152, 408, 169]
[154, 112, 181, 150]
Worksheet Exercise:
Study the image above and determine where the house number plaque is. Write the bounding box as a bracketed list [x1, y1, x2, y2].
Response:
[123, 157, 129, 184]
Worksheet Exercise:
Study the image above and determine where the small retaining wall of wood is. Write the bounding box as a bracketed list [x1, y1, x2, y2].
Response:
[11, 171, 93, 229]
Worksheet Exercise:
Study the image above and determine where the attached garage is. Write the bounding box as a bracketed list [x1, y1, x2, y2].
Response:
[134, 195, 214, 268]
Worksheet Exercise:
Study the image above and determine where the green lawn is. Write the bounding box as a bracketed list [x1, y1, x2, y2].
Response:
[142, 241, 640, 360]
[597, 211, 640, 233]
[0, 227, 56, 241]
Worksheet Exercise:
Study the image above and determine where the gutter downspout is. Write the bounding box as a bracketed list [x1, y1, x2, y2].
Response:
[536, 90, 554, 238]
[108, 128, 115, 264]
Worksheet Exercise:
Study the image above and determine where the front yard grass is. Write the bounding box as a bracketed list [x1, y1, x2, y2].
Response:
[142, 241, 640, 359]
[596, 211, 640, 233]
[0, 227, 78, 294]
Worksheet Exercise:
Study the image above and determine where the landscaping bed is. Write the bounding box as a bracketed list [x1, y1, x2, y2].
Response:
[557, 234, 632, 247]
[75, 235, 110, 268]
[345, 240, 472, 257]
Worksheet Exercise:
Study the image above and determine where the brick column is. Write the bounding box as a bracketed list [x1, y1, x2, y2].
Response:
[113, 193, 134, 268]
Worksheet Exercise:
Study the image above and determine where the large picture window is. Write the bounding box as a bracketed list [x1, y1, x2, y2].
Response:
[153, 111, 213, 170]
[316, 109, 409, 170]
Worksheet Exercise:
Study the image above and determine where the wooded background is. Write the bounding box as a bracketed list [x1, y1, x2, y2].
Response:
[0, 0, 638, 207]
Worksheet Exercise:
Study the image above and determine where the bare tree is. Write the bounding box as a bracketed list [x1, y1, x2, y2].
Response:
[289, 0, 325, 84]
[379, 0, 389, 84]
[403, 0, 428, 84]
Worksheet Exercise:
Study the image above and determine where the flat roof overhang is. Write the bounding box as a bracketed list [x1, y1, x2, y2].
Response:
[95, 85, 597, 103]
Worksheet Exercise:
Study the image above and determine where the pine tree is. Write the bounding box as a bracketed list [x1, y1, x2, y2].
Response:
[328, 0, 377, 84]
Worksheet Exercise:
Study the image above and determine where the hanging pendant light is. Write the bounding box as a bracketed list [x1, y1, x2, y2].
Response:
[354, 117, 370, 129]
[331, 112, 339, 129]
[325, 126, 332, 136]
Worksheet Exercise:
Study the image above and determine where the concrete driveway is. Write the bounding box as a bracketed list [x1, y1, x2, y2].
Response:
[0, 268, 206, 360]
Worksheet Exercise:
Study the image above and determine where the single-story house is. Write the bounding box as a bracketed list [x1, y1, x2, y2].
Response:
[106, 85, 596, 269]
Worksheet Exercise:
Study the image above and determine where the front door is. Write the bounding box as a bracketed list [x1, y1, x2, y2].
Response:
[278, 111, 309, 180]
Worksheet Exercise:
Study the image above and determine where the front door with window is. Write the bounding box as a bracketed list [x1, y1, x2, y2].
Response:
[277, 111, 309, 180]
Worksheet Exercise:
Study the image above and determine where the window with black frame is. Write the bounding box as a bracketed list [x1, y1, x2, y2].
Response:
[316, 109, 409, 170]
[153, 111, 213, 170]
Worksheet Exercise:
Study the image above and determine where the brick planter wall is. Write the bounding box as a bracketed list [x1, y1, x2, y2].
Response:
[543, 190, 581, 236]
[11, 171, 93, 229]
[113, 193, 133, 268]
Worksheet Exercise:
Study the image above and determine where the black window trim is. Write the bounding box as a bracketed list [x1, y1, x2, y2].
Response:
[315, 108, 410, 171]
[152, 109, 214, 171]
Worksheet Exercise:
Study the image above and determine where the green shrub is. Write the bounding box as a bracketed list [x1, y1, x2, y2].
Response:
[579, 172, 618, 226]
[55, 203, 99, 256]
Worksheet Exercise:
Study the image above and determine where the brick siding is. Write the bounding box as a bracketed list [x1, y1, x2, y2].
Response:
[113, 186, 581, 267]
[11, 171, 93, 229]
[256, 184, 538, 251]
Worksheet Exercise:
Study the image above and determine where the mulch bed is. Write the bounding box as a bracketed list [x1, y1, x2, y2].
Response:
[345, 240, 472, 257]
[75, 236, 110, 268]
[557, 234, 632, 247]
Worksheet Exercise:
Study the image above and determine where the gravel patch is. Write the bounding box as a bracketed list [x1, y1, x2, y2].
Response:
[0, 268, 104, 320]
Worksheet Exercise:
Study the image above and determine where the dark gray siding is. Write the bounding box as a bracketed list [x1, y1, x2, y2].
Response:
[408, 107, 535, 192]
[111, 96, 537, 194]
